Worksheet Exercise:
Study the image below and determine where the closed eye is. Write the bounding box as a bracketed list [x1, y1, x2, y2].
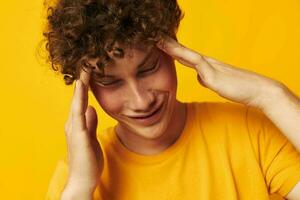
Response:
[92, 75, 121, 87]
[95, 80, 121, 86]
[138, 57, 160, 75]
[92, 55, 160, 86]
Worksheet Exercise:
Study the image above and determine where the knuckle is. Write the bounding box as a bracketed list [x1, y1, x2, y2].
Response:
[197, 72, 214, 88]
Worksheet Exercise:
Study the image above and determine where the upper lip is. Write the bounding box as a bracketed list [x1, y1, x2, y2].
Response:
[127, 104, 163, 118]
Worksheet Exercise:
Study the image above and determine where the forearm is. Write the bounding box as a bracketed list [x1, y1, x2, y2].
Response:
[61, 184, 94, 200]
[259, 83, 300, 152]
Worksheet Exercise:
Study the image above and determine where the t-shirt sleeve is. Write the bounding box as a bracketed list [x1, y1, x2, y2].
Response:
[45, 158, 69, 200]
[246, 106, 300, 197]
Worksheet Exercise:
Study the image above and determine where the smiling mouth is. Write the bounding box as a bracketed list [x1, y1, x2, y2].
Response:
[128, 104, 163, 119]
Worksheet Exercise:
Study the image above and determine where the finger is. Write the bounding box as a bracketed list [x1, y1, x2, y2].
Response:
[85, 105, 98, 139]
[157, 36, 218, 86]
[157, 36, 202, 68]
[80, 67, 92, 88]
[67, 66, 91, 124]
[70, 65, 92, 131]
[72, 80, 88, 132]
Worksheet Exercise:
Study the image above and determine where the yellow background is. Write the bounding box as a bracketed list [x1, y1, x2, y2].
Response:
[0, 0, 299, 199]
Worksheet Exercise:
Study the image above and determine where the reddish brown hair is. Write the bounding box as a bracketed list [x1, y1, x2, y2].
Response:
[43, 0, 183, 84]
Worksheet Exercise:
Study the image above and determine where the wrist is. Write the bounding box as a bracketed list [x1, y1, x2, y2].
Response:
[256, 80, 287, 112]
[67, 175, 99, 193]
[61, 183, 94, 200]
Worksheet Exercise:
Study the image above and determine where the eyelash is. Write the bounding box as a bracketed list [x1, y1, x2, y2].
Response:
[95, 58, 160, 87]
[94, 79, 121, 87]
[137, 58, 160, 75]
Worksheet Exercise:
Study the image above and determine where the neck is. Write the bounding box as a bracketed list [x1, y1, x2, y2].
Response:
[116, 101, 187, 155]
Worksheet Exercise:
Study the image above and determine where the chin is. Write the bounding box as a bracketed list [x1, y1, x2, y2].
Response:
[133, 123, 169, 140]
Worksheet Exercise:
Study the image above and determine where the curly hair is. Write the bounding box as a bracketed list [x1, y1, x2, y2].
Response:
[43, 0, 183, 85]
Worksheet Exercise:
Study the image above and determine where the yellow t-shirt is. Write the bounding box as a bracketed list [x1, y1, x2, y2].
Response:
[45, 102, 300, 200]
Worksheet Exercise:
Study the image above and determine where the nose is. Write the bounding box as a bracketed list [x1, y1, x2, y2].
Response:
[126, 80, 156, 112]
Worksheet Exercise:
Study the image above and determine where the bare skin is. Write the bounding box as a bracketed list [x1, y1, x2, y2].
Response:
[62, 69, 103, 199]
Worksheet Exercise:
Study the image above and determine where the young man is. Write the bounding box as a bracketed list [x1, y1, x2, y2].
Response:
[44, 0, 300, 199]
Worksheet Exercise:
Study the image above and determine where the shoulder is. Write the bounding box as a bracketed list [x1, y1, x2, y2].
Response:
[190, 101, 252, 125]
[192, 101, 267, 126]
[188, 101, 273, 144]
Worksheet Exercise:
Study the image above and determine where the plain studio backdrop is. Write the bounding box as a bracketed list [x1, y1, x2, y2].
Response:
[0, 0, 300, 199]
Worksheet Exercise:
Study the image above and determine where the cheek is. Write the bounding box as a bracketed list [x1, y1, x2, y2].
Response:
[90, 83, 122, 117]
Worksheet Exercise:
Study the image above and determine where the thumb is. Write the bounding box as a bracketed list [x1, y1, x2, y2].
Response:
[85, 105, 98, 139]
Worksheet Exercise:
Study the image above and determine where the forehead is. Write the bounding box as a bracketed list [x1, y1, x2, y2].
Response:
[88, 44, 158, 75]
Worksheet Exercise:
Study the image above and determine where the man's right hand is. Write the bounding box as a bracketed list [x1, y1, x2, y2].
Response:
[62, 68, 103, 198]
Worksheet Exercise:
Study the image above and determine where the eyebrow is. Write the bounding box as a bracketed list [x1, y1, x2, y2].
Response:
[96, 48, 156, 79]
